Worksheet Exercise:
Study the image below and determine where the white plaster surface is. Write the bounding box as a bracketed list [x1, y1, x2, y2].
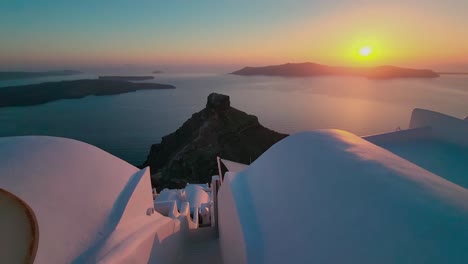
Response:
[0, 136, 184, 264]
[185, 184, 210, 212]
[409, 108, 468, 146]
[218, 130, 468, 264]
[364, 127, 432, 144]
[218, 172, 247, 264]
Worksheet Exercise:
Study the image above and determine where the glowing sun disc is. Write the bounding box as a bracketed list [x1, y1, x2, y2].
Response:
[359, 46, 372, 56]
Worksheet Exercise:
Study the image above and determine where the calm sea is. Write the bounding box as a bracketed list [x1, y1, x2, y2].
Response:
[1, 73, 467, 165]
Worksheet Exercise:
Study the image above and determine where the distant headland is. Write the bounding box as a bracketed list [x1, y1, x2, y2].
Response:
[0, 79, 175, 107]
[98, 76, 155, 81]
[152, 71, 163, 74]
[0, 70, 81, 81]
[231, 62, 440, 79]
[437, 72, 468, 75]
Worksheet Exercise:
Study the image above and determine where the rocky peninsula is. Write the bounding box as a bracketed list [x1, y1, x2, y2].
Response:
[232, 62, 439, 79]
[0, 79, 175, 107]
[141, 93, 287, 190]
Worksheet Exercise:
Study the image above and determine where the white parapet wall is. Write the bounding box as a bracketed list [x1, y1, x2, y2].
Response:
[217, 130, 468, 264]
[363, 126, 432, 145]
[409, 108, 468, 146]
[92, 167, 188, 264]
[218, 172, 248, 264]
[364, 108, 468, 146]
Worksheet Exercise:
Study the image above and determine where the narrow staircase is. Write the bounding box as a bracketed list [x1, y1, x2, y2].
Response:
[178, 227, 222, 263]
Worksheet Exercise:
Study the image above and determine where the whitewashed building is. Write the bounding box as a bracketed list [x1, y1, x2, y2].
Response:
[1, 108, 467, 263]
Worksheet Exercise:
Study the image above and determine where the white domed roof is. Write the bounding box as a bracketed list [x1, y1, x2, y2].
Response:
[219, 130, 468, 264]
[0, 136, 140, 264]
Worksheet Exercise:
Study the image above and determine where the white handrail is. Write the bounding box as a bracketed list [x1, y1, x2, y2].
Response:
[217, 156, 223, 184]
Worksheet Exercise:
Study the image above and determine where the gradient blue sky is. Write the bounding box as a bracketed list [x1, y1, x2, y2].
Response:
[1, 0, 467, 70]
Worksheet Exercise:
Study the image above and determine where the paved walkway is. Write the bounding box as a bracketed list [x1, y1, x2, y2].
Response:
[178, 227, 222, 263]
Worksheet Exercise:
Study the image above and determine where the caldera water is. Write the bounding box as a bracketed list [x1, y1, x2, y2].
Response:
[1, 72, 467, 165]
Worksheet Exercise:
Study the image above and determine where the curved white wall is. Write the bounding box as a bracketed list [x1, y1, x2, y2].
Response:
[116, 167, 156, 228]
[90, 167, 185, 264]
[218, 130, 468, 264]
[0, 136, 186, 264]
[218, 172, 247, 264]
[0, 136, 141, 264]
[94, 214, 183, 264]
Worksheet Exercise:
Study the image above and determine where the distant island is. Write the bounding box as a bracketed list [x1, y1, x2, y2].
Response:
[232, 62, 440, 79]
[437, 72, 468, 75]
[0, 70, 81, 81]
[0, 79, 175, 107]
[152, 71, 163, 74]
[98, 76, 154, 81]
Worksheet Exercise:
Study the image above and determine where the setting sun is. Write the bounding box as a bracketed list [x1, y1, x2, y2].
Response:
[359, 46, 372, 56]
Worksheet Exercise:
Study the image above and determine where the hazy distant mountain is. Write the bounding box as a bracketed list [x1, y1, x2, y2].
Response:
[0, 70, 81, 81]
[98, 76, 154, 81]
[437, 72, 468, 75]
[232, 62, 439, 79]
[0, 79, 175, 107]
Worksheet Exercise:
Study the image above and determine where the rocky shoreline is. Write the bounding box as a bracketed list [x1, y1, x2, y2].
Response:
[0, 70, 81, 81]
[0, 79, 175, 107]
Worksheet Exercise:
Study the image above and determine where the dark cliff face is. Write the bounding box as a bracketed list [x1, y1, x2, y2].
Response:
[141, 93, 288, 190]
